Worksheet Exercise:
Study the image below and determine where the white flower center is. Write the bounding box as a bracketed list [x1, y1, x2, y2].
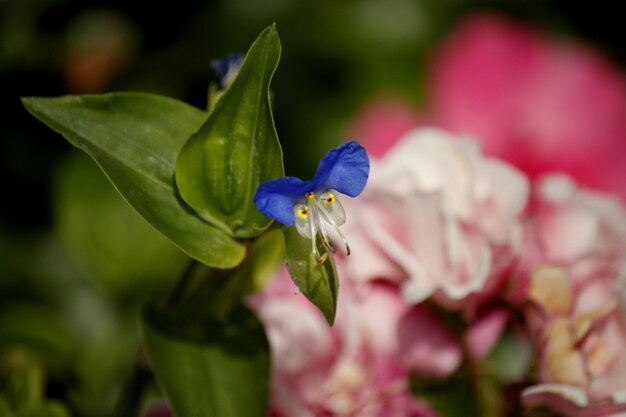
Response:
[293, 190, 350, 260]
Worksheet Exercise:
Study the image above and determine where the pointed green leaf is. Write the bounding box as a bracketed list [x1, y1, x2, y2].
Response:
[176, 25, 284, 238]
[22, 93, 245, 269]
[283, 227, 338, 325]
[140, 304, 270, 417]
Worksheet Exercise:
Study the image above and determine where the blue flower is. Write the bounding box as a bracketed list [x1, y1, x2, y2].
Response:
[210, 53, 244, 90]
[254, 141, 369, 258]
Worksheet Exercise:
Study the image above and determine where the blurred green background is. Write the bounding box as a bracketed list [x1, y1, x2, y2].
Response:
[1, 0, 623, 416]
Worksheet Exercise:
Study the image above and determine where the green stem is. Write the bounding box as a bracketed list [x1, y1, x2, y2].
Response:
[460, 335, 500, 417]
[166, 258, 201, 308]
[110, 358, 151, 417]
[170, 238, 263, 321]
[421, 300, 500, 416]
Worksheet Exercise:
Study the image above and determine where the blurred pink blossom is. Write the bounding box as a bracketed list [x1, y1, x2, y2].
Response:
[430, 14, 626, 201]
[344, 128, 528, 308]
[521, 175, 626, 416]
[464, 307, 510, 360]
[349, 15, 626, 201]
[250, 268, 454, 417]
[350, 98, 420, 158]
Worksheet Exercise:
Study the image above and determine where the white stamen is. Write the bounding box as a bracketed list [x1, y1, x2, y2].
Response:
[292, 189, 351, 260]
[315, 199, 351, 255]
[309, 208, 318, 257]
[312, 201, 334, 253]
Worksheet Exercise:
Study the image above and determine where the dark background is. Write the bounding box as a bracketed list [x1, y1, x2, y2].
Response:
[0, 1, 623, 415]
[2, 0, 624, 234]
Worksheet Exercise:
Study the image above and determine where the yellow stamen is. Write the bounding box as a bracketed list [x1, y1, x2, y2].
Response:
[306, 192, 315, 200]
[297, 206, 309, 219]
[325, 193, 335, 204]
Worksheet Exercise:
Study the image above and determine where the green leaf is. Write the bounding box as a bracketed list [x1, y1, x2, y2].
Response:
[22, 93, 245, 269]
[283, 227, 338, 325]
[53, 151, 188, 298]
[176, 25, 283, 238]
[0, 304, 75, 374]
[0, 350, 71, 417]
[140, 304, 270, 417]
[484, 328, 534, 384]
[247, 229, 285, 292]
[0, 398, 12, 417]
[33, 402, 71, 417]
[411, 373, 480, 417]
[2, 351, 43, 413]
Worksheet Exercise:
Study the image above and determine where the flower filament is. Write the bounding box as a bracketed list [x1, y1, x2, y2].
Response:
[294, 190, 351, 261]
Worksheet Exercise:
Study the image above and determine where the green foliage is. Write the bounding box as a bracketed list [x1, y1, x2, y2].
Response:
[201, 229, 284, 319]
[0, 349, 70, 417]
[175, 25, 283, 239]
[21, 93, 245, 269]
[485, 328, 534, 384]
[18, 23, 345, 417]
[53, 151, 187, 298]
[0, 235, 142, 417]
[412, 372, 480, 417]
[283, 227, 338, 325]
[177, 229, 284, 322]
[141, 304, 270, 417]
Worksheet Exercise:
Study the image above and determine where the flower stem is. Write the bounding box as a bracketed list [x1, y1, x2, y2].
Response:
[166, 258, 201, 308]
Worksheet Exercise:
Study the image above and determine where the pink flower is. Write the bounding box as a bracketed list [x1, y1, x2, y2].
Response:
[430, 14, 626, 201]
[250, 268, 456, 417]
[521, 175, 626, 416]
[349, 98, 420, 158]
[464, 307, 510, 361]
[344, 128, 528, 306]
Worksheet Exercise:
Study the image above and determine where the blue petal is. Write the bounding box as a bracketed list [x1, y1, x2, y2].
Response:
[254, 177, 313, 226]
[210, 53, 244, 90]
[312, 141, 370, 197]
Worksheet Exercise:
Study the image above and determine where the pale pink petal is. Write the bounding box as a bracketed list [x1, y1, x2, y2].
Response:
[586, 316, 626, 402]
[478, 160, 529, 243]
[346, 128, 527, 305]
[523, 384, 626, 417]
[524, 383, 589, 407]
[342, 199, 407, 284]
[348, 283, 410, 356]
[465, 308, 509, 360]
[522, 175, 626, 413]
[398, 304, 462, 377]
[260, 299, 335, 374]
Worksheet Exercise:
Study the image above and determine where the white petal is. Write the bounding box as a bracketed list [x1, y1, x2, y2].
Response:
[294, 203, 313, 239]
[523, 383, 589, 407]
[317, 191, 346, 226]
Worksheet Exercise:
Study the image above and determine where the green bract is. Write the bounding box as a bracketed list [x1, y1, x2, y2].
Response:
[283, 227, 338, 325]
[175, 25, 284, 238]
[21, 93, 245, 269]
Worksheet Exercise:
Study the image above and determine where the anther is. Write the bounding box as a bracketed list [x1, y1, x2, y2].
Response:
[297, 206, 309, 219]
[318, 252, 329, 264]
